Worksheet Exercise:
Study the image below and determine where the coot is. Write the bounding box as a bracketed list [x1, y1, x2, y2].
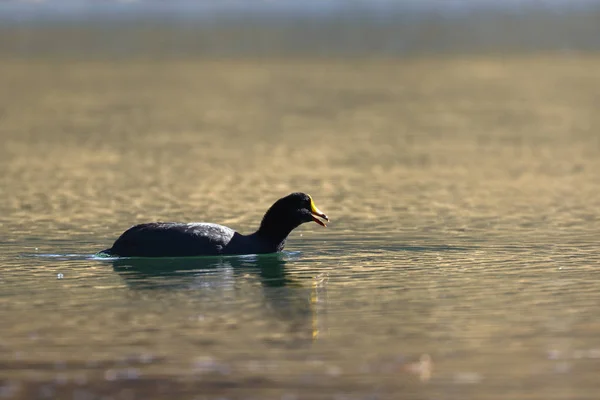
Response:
[99, 192, 329, 257]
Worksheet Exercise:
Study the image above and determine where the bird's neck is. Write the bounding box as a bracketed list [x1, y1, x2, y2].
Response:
[254, 218, 300, 251]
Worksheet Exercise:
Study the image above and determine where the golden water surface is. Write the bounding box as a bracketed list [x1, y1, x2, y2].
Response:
[1, 55, 600, 399]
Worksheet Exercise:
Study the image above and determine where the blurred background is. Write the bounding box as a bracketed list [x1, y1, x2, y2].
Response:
[2, 1, 600, 400]
[2, 0, 600, 57]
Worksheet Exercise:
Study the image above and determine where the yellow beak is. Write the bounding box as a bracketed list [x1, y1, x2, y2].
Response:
[309, 195, 329, 227]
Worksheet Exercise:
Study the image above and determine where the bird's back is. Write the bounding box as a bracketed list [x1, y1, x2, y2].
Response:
[103, 222, 236, 257]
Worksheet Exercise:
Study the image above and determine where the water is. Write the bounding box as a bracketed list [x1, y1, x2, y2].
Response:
[1, 55, 600, 399]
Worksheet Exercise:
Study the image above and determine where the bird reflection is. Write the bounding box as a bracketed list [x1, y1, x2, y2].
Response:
[110, 253, 293, 288]
[107, 253, 328, 342]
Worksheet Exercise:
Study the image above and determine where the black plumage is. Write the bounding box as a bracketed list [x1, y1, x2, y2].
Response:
[99, 192, 329, 257]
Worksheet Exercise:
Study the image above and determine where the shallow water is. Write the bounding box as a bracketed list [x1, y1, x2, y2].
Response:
[1, 56, 600, 399]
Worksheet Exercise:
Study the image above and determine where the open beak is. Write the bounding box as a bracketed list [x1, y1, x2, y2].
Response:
[309, 195, 329, 227]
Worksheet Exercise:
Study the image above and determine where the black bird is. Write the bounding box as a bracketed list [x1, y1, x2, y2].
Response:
[99, 192, 329, 258]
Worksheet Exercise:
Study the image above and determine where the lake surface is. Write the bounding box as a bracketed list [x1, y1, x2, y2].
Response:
[1, 55, 600, 399]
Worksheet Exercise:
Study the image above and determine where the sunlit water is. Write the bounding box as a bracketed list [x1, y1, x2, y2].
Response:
[1, 55, 600, 399]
